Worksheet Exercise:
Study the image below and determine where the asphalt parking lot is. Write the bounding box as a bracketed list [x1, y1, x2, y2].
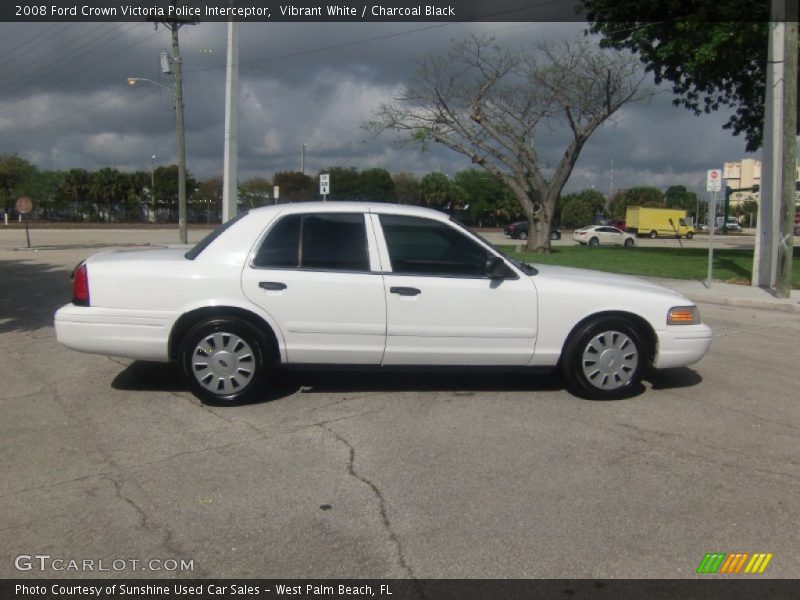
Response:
[1, 236, 799, 579]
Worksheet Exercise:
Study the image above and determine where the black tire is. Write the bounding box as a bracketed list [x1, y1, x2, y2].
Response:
[648, 230, 658, 239]
[588, 237, 599, 247]
[178, 317, 272, 405]
[519, 231, 528, 240]
[624, 238, 634, 247]
[561, 317, 646, 400]
[686, 231, 694, 240]
[551, 230, 561, 240]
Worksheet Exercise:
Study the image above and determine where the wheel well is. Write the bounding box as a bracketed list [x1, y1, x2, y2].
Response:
[562, 311, 657, 365]
[169, 306, 281, 364]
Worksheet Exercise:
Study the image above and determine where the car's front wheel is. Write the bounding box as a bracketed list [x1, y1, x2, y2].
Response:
[588, 237, 599, 247]
[686, 231, 694, 240]
[178, 317, 271, 405]
[519, 231, 528, 240]
[561, 317, 646, 399]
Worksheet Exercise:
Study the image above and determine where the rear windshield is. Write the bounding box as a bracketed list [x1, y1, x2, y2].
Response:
[185, 211, 248, 260]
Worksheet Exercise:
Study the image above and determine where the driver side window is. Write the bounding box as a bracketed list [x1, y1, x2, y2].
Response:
[379, 214, 490, 277]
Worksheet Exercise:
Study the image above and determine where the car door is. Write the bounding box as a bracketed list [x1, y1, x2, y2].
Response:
[373, 213, 537, 366]
[605, 226, 624, 246]
[241, 211, 386, 364]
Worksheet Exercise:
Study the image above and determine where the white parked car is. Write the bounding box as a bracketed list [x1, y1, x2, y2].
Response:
[55, 203, 711, 404]
[574, 225, 636, 247]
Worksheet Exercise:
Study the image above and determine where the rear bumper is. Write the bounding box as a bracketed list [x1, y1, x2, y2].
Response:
[54, 303, 173, 362]
[653, 324, 712, 369]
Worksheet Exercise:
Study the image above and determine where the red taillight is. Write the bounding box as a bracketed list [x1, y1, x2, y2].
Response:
[72, 262, 90, 306]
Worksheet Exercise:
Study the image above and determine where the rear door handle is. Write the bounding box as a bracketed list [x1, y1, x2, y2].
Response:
[259, 281, 287, 291]
[390, 286, 421, 296]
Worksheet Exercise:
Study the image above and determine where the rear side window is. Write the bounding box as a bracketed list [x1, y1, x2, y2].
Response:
[253, 213, 369, 272]
[379, 214, 489, 277]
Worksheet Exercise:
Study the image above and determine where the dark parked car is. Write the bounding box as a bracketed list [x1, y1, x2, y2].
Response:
[504, 221, 561, 240]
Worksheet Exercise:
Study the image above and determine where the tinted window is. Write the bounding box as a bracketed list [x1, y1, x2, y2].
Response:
[253, 214, 301, 267]
[301, 214, 369, 271]
[379, 214, 489, 277]
[253, 213, 369, 272]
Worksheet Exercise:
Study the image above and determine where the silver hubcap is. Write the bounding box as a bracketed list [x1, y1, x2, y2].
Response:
[581, 330, 638, 390]
[191, 332, 255, 395]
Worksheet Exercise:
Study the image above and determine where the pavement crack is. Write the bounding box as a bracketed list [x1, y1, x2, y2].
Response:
[317, 422, 416, 580]
[99, 473, 208, 577]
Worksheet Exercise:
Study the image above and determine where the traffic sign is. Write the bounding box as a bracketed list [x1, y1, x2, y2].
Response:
[15, 196, 32, 214]
[273, 186, 279, 200]
[706, 169, 722, 192]
[320, 173, 330, 196]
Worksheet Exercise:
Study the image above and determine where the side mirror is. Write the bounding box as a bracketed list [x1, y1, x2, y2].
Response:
[485, 256, 509, 279]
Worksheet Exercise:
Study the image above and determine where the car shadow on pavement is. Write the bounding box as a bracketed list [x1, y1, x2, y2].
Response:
[111, 363, 701, 404]
[645, 367, 703, 390]
[111, 361, 303, 402]
[0, 259, 72, 334]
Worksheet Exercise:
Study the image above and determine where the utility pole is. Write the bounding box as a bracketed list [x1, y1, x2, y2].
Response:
[776, 5, 797, 298]
[301, 143, 306, 175]
[150, 154, 156, 223]
[151, 2, 196, 244]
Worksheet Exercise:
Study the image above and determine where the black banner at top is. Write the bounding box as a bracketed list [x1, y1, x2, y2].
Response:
[0, 0, 790, 23]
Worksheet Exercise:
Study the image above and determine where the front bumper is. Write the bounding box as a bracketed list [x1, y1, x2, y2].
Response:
[54, 303, 173, 362]
[653, 324, 712, 369]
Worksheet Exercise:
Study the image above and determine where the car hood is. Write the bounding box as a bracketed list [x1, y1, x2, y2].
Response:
[529, 263, 687, 300]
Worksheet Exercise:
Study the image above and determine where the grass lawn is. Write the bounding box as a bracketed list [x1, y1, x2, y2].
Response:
[498, 245, 800, 289]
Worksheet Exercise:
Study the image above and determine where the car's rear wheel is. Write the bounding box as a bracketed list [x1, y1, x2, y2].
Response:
[624, 238, 634, 247]
[561, 317, 645, 400]
[179, 317, 271, 405]
[588, 237, 599, 247]
[551, 230, 561, 240]
[648, 230, 658, 239]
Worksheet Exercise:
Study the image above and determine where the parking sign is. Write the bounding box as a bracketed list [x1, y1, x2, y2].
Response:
[320, 173, 330, 196]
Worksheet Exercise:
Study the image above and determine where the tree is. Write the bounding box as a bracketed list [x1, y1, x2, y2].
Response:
[153, 165, 197, 222]
[358, 168, 395, 201]
[608, 186, 664, 219]
[369, 34, 650, 252]
[324, 166, 360, 201]
[664, 185, 700, 215]
[452, 169, 518, 226]
[393, 172, 420, 205]
[61, 168, 90, 221]
[273, 171, 314, 202]
[558, 189, 606, 227]
[0, 154, 36, 215]
[239, 176, 272, 208]
[418, 172, 452, 209]
[582, 1, 797, 151]
[195, 177, 223, 222]
[17, 170, 66, 220]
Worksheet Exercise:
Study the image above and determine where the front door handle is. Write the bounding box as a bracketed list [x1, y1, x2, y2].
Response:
[259, 281, 287, 291]
[390, 286, 421, 296]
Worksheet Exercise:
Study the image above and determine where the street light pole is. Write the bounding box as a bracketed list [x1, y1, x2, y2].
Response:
[151, 154, 156, 222]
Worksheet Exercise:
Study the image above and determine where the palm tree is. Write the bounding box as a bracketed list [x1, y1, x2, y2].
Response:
[62, 168, 89, 221]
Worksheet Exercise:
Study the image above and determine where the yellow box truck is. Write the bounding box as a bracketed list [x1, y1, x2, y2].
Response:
[625, 207, 695, 239]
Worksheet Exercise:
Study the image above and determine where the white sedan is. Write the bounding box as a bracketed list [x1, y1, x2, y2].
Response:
[574, 225, 636, 247]
[55, 203, 711, 405]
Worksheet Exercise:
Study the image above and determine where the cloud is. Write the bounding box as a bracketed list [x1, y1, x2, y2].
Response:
[0, 21, 756, 192]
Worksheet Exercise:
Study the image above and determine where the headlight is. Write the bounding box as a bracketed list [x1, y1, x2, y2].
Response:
[667, 305, 700, 325]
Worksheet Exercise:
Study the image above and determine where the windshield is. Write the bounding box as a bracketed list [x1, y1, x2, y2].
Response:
[450, 217, 538, 276]
[185, 211, 248, 260]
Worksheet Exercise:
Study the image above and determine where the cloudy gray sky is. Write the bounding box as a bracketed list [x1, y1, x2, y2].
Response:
[0, 20, 756, 195]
